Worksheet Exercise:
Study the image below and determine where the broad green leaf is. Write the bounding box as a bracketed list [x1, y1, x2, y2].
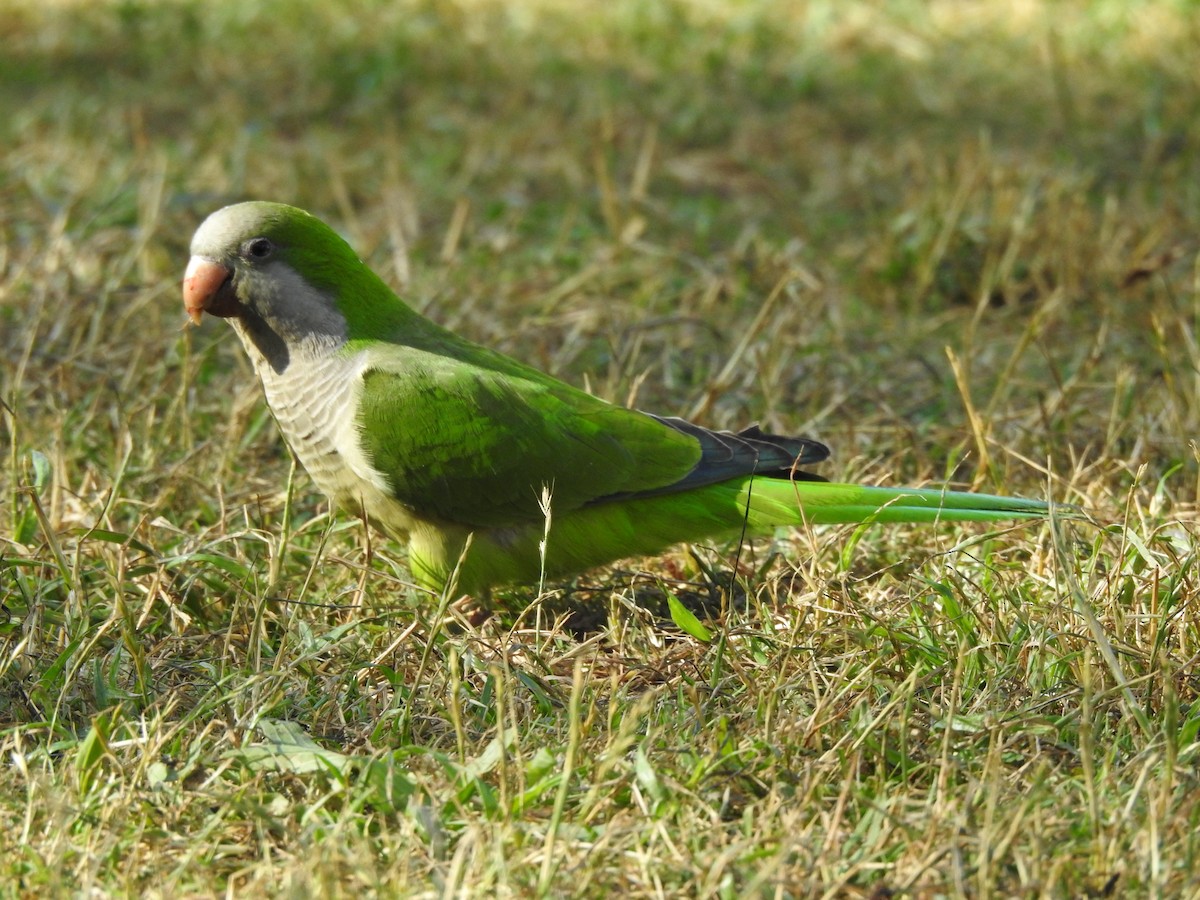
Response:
[667, 592, 713, 642]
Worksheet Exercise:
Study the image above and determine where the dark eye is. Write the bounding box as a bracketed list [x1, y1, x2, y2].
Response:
[245, 237, 274, 259]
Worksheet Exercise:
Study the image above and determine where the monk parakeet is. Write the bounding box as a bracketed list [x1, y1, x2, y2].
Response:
[183, 201, 1050, 594]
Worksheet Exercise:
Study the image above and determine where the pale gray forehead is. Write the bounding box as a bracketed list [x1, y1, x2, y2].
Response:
[190, 203, 273, 256]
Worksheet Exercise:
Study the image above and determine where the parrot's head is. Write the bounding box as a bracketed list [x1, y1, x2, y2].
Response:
[183, 201, 367, 345]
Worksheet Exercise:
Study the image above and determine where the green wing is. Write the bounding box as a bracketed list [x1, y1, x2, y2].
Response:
[353, 344, 703, 528]
[352, 330, 830, 530]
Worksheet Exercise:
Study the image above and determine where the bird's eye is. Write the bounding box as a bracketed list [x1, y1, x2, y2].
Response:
[245, 238, 274, 259]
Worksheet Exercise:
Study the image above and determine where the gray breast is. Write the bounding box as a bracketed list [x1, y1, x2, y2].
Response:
[237, 329, 373, 508]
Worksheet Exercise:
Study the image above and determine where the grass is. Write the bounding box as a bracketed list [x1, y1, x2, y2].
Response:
[2, 0, 1200, 895]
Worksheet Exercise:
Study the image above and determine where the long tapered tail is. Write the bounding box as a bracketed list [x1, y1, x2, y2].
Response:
[744, 479, 1054, 527]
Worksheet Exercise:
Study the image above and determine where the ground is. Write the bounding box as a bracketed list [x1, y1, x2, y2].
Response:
[2, 0, 1199, 895]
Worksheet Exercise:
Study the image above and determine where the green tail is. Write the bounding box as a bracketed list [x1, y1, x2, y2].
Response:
[742, 480, 1053, 526]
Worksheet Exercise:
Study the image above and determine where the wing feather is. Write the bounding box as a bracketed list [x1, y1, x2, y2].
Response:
[353, 343, 827, 529]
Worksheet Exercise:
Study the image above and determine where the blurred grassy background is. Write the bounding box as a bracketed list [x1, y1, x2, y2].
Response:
[2, 0, 1199, 895]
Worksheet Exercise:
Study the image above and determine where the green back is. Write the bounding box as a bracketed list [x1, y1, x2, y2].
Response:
[355, 340, 703, 528]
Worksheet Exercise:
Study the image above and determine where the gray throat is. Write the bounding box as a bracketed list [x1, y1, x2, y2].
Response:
[235, 307, 292, 375]
[232, 318, 366, 503]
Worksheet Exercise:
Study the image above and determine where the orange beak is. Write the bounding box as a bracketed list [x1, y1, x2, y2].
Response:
[182, 257, 232, 326]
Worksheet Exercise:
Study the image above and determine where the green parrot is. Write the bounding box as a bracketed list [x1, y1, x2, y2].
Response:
[184, 201, 1050, 594]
